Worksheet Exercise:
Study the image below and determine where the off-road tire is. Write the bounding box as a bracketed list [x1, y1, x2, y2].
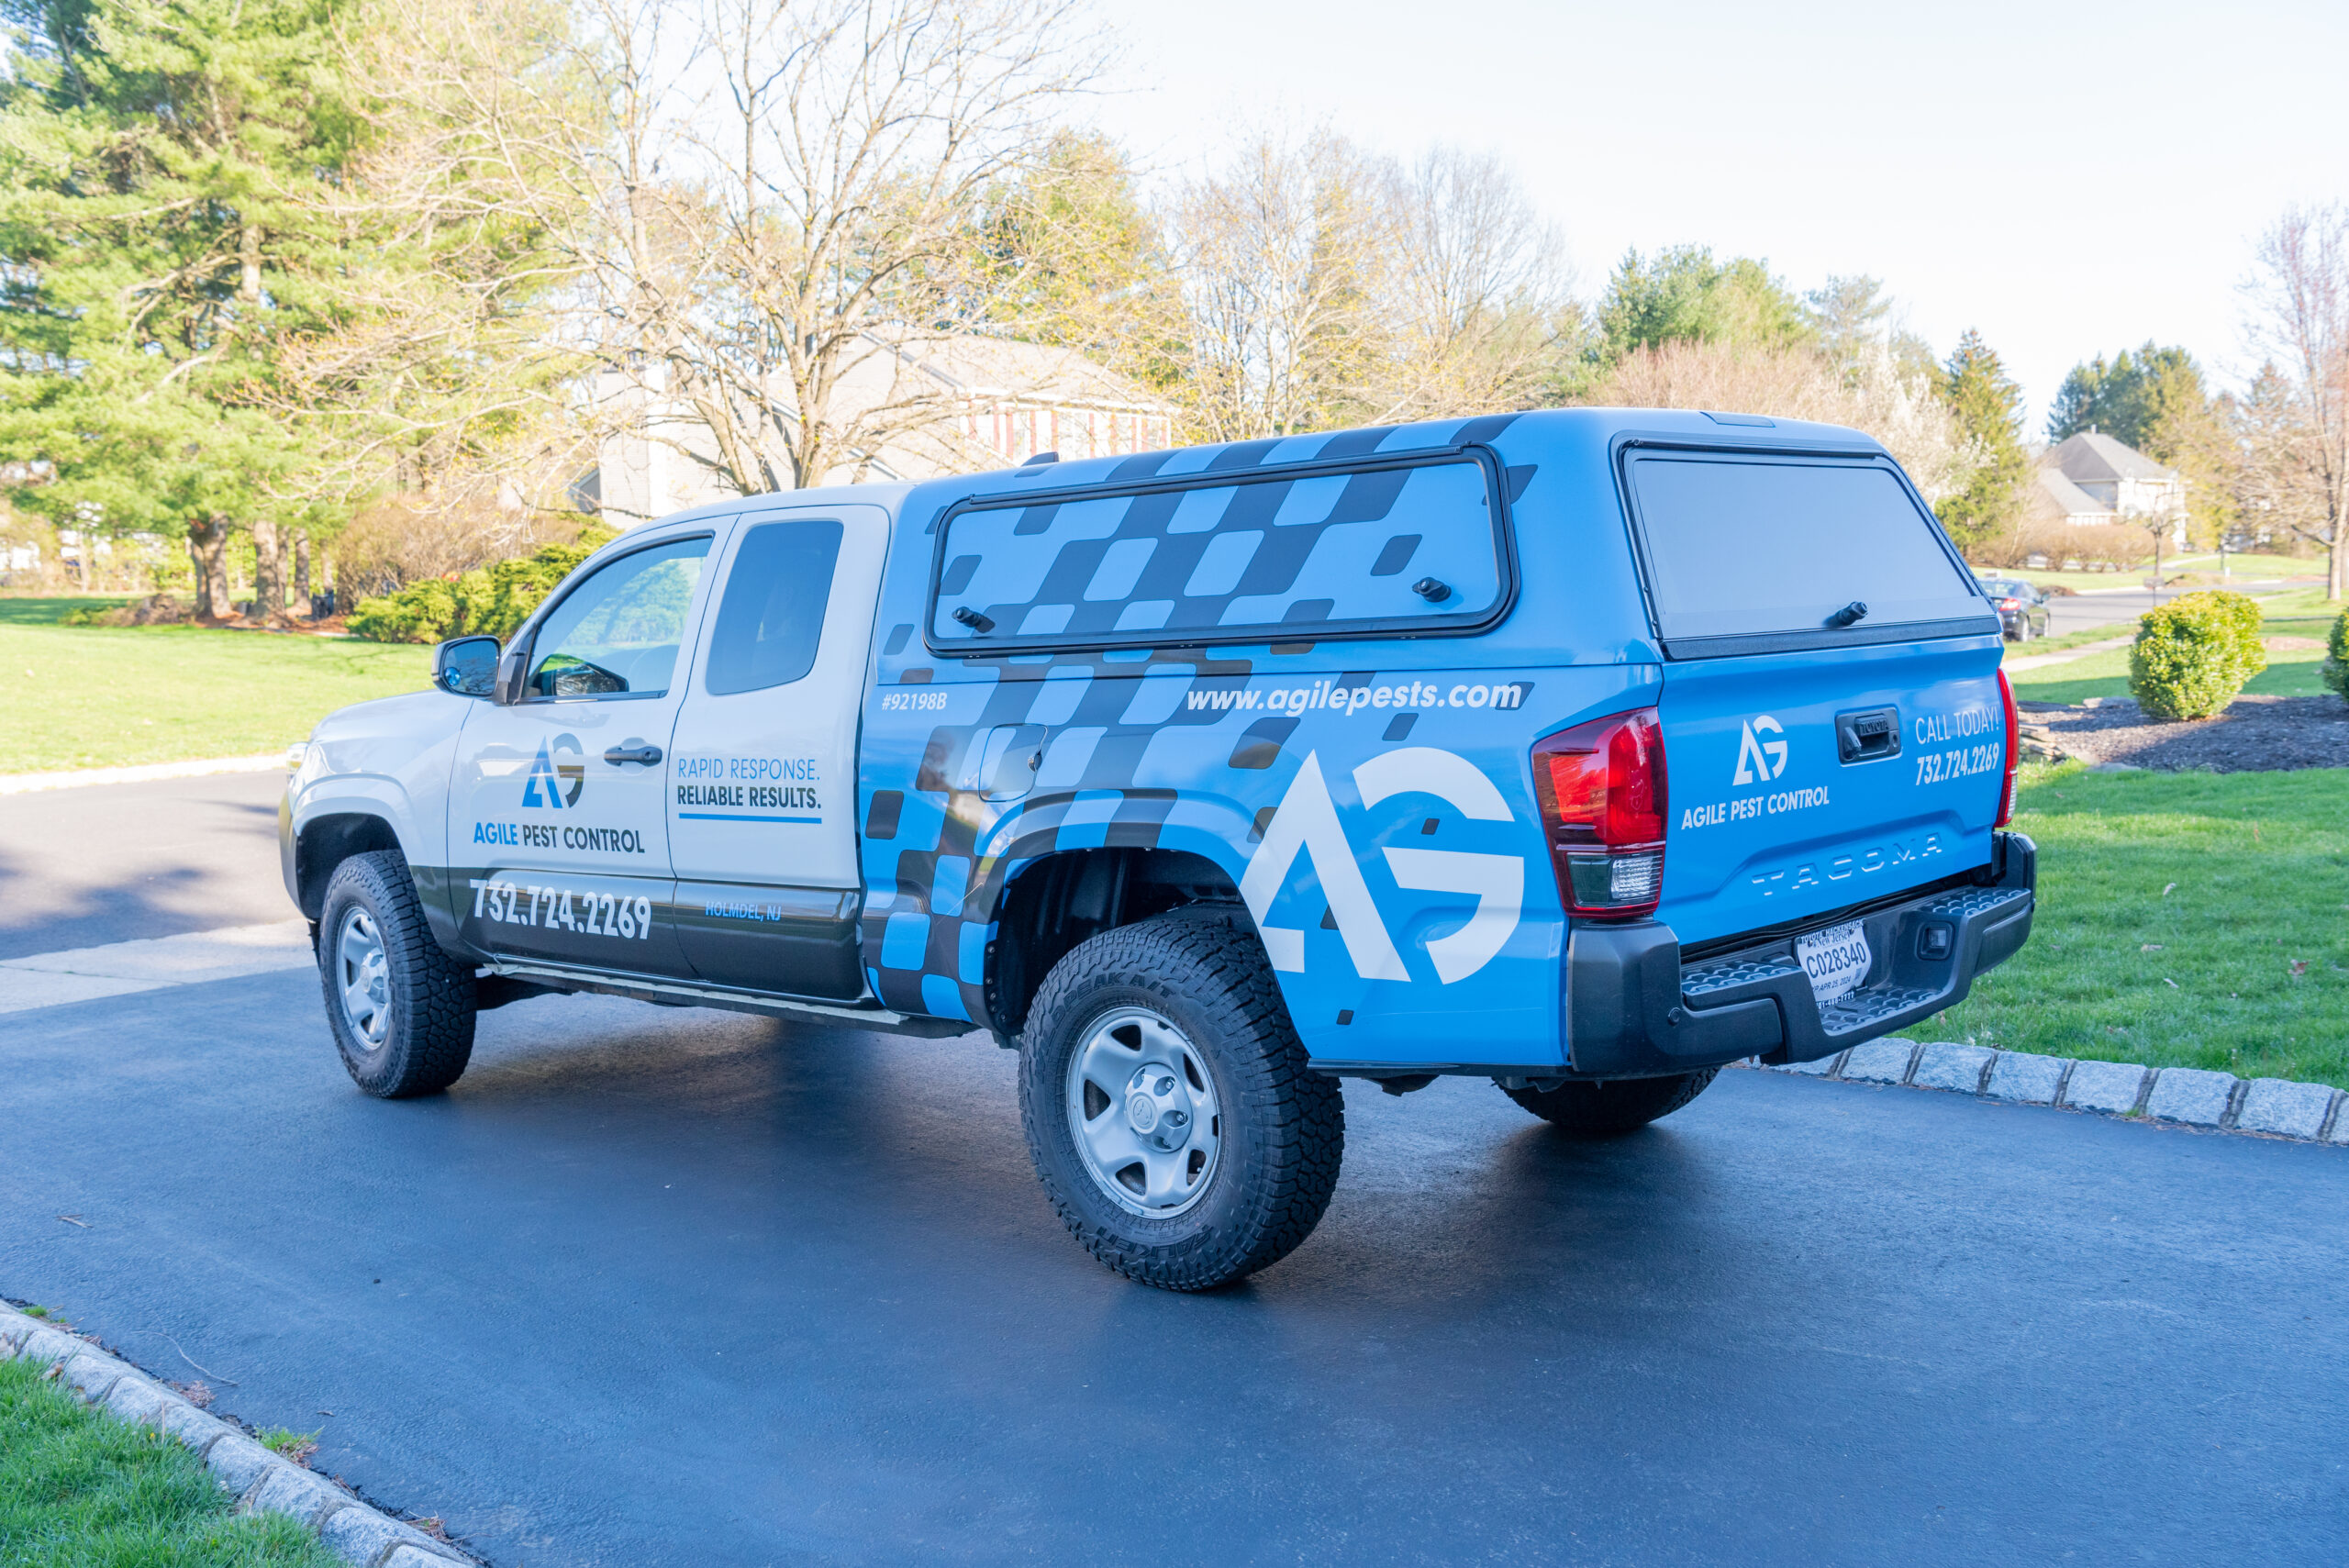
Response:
[1500, 1068, 1718, 1134]
[318, 851, 477, 1097]
[1019, 907, 1343, 1291]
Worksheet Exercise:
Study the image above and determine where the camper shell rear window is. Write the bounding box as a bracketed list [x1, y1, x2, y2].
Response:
[1620, 448, 1994, 657]
[926, 449, 1513, 655]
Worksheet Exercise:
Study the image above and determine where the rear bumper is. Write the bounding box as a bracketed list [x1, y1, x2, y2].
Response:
[1562, 831, 2037, 1078]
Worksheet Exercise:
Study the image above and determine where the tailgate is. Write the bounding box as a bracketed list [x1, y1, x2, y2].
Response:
[1657, 638, 2005, 945]
[1615, 443, 2006, 945]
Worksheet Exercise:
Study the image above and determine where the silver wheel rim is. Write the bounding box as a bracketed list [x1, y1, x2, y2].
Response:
[336, 906, 392, 1051]
[1063, 1006, 1222, 1220]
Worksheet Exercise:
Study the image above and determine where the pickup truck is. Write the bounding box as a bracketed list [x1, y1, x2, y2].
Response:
[282, 407, 2036, 1290]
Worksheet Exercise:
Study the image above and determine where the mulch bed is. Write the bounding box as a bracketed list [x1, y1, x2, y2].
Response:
[2017, 694, 2349, 772]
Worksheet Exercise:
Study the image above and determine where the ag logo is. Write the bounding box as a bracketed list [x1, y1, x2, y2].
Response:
[1239, 748, 1523, 985]
[1733, 715, 1788, 786]
[522, 733, 585, 808]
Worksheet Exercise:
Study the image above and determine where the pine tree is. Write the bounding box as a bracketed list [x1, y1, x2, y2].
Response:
[1596, 246, 1814, 362]
[1936, 329, 2030, 556]
[0, 0, 362, 615]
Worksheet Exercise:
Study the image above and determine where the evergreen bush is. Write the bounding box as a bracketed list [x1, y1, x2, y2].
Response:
[349, 528, 613, 643]
[2127, 590, 2267, 720]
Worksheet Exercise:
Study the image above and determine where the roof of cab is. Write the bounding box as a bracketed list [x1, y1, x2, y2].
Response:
[611, 480, 920, 536]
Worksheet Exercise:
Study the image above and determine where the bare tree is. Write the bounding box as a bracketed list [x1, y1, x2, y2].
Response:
[1165, 128, 1391, 444]
[2243, 203, 2349, 601]
[1167, 132, 1574, 443]
[1587, 339, 1974, 506]
[1374, 147, 1575, 421]
[604, 0, 1108, 495]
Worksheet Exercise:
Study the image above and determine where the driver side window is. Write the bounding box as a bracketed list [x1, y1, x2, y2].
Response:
[526, 535, 711, 700]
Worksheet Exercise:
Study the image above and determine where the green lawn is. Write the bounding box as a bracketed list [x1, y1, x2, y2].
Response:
[0, 1356, 340, 1567]
[1986, 553, 2321, 593]
[1899, 765, 2349, 1089]
[2008, 626, 2339, 706]
[0, 597, 431, 773]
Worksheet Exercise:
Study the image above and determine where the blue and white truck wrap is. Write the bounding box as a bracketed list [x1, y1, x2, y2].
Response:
[282, 407, 2036, 1289]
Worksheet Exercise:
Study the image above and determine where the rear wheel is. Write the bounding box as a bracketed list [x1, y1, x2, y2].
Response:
[1018, 908, 1343, 1291]
[1498, 1069, 1717, 1135]
[318, 851, 476, 1097]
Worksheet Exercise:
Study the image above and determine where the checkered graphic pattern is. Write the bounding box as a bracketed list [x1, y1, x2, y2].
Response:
[858, 415, 1531, 1030]
[929, 457, 1500, 649]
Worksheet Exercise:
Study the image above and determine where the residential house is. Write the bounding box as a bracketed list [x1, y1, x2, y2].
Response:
[595, 333, 1176, 524]
[2032, 430, 2187, 542]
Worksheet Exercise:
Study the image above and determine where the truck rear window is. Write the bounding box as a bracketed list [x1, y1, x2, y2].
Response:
[928, 453, 1509, 653]
[1623, 454, 1985, 646]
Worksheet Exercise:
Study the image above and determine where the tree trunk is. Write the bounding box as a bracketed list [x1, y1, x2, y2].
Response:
[251, 518, 284, 618]
[185, 517, 233, 620]
[292, 529, 314, 617]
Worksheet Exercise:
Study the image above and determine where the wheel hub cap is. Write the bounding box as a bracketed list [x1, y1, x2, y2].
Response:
[1064, 1006, 1221, 1218]
[336, 906, 392, 1051]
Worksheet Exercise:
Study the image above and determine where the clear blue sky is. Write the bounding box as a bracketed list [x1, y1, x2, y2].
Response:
[1091, 0, 2349, 430]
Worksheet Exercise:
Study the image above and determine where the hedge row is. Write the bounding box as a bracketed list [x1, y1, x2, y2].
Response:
[348, 528, 613, 644]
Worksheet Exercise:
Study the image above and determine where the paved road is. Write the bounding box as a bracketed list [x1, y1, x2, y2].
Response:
[3, 779, 2345, 1566]
[0, 771, 289, 959]
[2028, 577, 2315, 639]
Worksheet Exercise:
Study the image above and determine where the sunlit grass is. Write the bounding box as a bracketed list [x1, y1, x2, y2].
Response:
[1, 599, 430, 773]
[0, 1356, 342, 1567]
[1903, 764, 2349, 1089]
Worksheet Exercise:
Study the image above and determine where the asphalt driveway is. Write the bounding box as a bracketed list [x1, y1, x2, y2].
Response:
[2, 778, 2343, 1565]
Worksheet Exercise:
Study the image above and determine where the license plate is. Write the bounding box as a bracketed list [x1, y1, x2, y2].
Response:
[1796, 919, 1872, 1004]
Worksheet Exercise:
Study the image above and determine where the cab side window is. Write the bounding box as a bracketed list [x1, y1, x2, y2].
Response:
[526, 536, 710, 699]
[703, 519, 842, 695]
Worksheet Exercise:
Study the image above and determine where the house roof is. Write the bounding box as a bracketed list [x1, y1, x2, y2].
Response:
[2044, 430, 2176, 485]
[888, 332, 1167, 413]
[2036, 467, 2111, 517]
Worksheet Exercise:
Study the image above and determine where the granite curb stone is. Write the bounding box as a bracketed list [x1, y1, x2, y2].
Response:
[1985, 1051, 2066, 1105]
[2061, 1060, 2150, 1115]
[1780, 1050, 1849, 1077]
[2144, 1068, 2238, 1128]
[1911, 1041, 1997, 1095]
[0, 1302, 469, 1565]
[1748, 1044, 2345, 1147]
[2235, 1079, 2338, 1140]
[1840, 1040, 1920, 1084]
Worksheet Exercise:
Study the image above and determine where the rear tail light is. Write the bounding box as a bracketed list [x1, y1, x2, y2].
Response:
[1998, 597, 2021, 611]
[1531, 708, 1666, 918]
[1996, 667, 2020, 827]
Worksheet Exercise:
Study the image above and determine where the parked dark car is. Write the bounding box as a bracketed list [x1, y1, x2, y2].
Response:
[1977, 577, 2051, 640]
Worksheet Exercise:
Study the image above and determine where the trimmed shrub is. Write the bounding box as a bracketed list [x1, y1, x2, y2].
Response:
[2325, 606, 2348, 704]
[2127, 589, 2267, 720]
[348, 528, 613, 643]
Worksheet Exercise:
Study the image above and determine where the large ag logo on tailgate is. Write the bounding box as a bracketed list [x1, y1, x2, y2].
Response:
[1239, 748, 1522, 985]
[1733, 715, 1788, 785]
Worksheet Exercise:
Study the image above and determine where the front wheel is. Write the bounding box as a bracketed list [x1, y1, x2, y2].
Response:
[1498, 1069, 1718, 1134]
[1018, 908, 1343, 1291]
[318, 851, 477, 1097]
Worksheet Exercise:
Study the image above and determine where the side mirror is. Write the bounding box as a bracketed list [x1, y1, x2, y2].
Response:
[432, 636, 501, 698]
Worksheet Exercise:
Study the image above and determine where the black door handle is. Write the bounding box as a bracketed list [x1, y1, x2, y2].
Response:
[604, 743, 662, 766]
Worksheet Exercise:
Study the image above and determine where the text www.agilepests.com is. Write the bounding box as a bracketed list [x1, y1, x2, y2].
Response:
[1186, 678, 1530, 717]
